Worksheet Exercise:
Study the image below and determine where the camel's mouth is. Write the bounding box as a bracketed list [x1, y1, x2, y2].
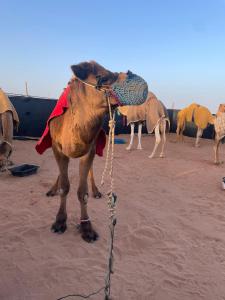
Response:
[111, 71, 148, 106]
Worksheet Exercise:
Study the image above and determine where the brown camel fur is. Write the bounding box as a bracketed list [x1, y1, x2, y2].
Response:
[0, 89, 19, 170]
[48, 61, 129, 242]
[0, 111, 14, 169]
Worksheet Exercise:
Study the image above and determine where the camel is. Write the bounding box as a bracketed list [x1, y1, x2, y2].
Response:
[213, 104, 225, 164]
[118, 92, 170, 158]
[176, 103, 215, 147]
[37, 61, 147, 243]
[0, 88, 19, 171]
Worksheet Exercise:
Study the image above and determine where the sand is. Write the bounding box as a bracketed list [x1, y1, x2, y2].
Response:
[1, 133, 225, 300]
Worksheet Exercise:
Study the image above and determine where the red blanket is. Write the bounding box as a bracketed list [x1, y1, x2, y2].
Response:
[35, 86, 106, 156]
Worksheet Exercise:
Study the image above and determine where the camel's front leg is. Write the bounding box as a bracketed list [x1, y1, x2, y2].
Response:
[0, 112, 13, 169]
[78, 147, 98, 242]
[195, 128, 203, 147]
[126, 123, 135, 150]
[214, 137, 221, 164]
[89, 165, 102, 198]
[149, 124, 161, 158]
[160, 120, 166, 158]
[137, 122, 143, 150]
[51, 146, 70, 234]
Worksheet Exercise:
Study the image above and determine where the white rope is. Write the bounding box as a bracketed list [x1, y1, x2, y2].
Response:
[100, 93, 117, 300]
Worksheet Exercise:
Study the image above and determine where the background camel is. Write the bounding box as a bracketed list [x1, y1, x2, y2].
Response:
[213, 104, 225, 164]
[118, 92, 170, 158]
[0, 88, 19, 170]
[176, 103, 215, 147]
[36, 61, 148, 243]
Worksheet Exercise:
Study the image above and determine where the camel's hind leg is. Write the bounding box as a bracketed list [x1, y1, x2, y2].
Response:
[78, 146, 98, 242]
[214, 137, 222, 164]
[137, 122, 143, 150]
[176, 122, 185, 143]
[195, 128, 203, 147]
[160, 119, 167, 158]
[51, 145, 70, 234]
[149, 124, 161, 158]
[89, 165, 102, 199]
[126, 123, 135, 150]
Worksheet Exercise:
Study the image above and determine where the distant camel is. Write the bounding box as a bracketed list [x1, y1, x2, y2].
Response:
[176, 103, 215, 147]
[213, 104, 225, 164]
[0, 88, 19, 170]
[36, 61, 148, 242]
[118, 92, 170, 158]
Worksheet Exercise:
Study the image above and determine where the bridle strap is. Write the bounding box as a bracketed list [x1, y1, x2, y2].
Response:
[70, 75, 120, 110]
[71, 75, 110, 91]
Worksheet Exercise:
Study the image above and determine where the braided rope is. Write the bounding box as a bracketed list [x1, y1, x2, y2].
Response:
[100, 92, 117, 300]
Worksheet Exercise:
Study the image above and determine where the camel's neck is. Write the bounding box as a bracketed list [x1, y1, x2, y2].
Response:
[68, 82, 108, 144]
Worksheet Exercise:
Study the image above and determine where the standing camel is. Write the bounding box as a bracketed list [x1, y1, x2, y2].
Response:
[36, 61, 148, 242]
[213, 104, 225, 164]
[0, 88, 19, 170]
[176, 103, 215, 147]
[118, 92, 170, 158]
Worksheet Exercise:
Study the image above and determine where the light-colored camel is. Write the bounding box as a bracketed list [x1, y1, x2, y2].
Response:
[0, 88, 19, 170]
[176, 103, 215, 147]
[213, 104, 225, 164]
[118, 92, 170, 158]
[46, 61, 136, 242]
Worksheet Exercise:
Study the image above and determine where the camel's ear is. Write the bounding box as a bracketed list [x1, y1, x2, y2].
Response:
[71, 62, 94, 80]
[71, 61, 118, 85]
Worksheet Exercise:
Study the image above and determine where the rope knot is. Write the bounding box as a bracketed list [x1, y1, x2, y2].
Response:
[108, 119, 115, 129]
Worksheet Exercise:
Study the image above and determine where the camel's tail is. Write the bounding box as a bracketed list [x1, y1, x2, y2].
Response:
[159, 116, 170, 134]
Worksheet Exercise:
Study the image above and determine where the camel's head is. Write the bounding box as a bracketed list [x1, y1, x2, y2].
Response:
[70, 61, 148, 107]
[217, 104, 225, 117]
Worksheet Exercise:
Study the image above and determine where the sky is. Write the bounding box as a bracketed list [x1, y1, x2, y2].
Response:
[1, 0, 225, 112]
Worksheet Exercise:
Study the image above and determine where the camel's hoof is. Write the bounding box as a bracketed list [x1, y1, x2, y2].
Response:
[214, 161, 224, 165]
[160, 153, 165, 158]
[51, 219, 67, 234]
[79, 221, 99, 243]
[93, 190, 102, 199]
[148, 155, 154, 159]
[195, 144, 200, 148]
[46, 190, 57, 197]
[137, 146, 143, 150]
[126, 147, 131, 151]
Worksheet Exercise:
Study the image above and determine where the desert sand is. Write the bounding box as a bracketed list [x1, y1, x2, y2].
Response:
[1, 133, 225, 300]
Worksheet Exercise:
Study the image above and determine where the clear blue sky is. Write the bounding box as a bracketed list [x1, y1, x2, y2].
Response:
[1, 0, 225, 112]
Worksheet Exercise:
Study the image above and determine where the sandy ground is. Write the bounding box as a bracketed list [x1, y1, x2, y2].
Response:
[1, 133, 225, 300]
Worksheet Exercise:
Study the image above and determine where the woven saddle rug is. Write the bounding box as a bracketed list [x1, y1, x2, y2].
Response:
[214, 113, 225, 141]
[35, 86, 106, 156]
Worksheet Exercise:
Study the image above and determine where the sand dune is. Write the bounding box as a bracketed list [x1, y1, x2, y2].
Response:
[1, 133, 225, 300]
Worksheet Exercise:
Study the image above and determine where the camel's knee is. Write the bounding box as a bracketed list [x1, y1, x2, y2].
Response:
[77, 184, 88, 202]
[0, 141, 12, 158]
[156, 137, 161, 145]
[59, 180, 70, 196]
